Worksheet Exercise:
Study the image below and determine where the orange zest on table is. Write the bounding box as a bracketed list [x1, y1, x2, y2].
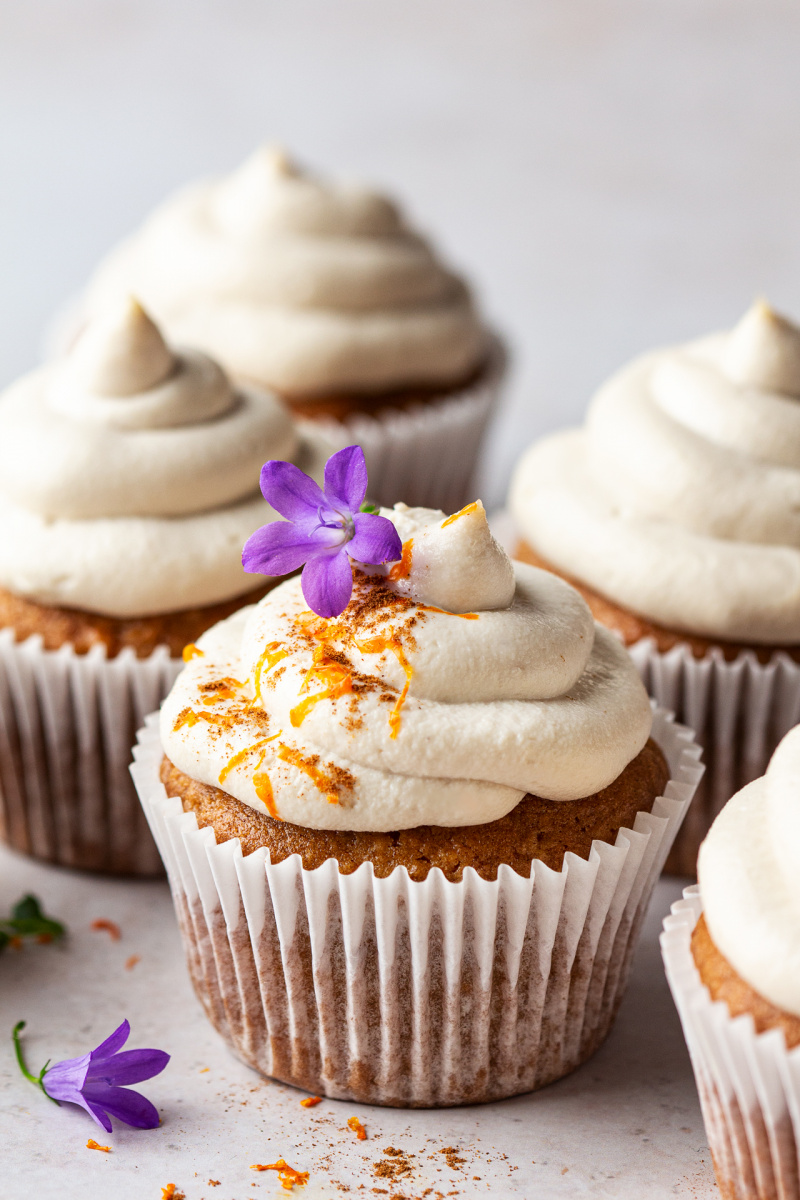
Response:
[90, 918, 121, 941]
[347, 1115, 367, 1140]
[250, 1159, 309, 1189]
[86, 1139, 111, 1152]
[124, 954, 140, 970]
[299, 1095, 322, 1108]
[161, 1186, 185, 1200]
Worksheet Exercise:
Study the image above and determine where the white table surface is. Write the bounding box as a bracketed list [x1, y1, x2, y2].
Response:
[1, 846, 716, 1199]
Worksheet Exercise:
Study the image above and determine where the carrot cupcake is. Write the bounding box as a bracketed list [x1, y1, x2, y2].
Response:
[74, 147, 503, 512]
[510, 300, 800, 873]
[132, 446, 702, 1106]
[662, 726, 800, 1200]
[0, 297, 327, 874]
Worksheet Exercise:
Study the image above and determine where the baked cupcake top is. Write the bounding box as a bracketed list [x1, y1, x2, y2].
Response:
[81, 147, 488, 398]
[0, 298, 326, 617]
[161, 456, 652, 831]
[510, 301, 800, 644]
[698, 724, 800, 1018]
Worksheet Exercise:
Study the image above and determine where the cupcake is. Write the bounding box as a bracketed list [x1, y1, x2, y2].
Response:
[132, 446, 702, 1106]
[73, 147, 503, 512]
[0, 297, 327, 874]
[662, 726, 800, 1200]
[510, 300, 800, 873]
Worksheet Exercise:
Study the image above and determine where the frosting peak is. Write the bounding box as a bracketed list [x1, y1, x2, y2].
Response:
[511, 301, 800, 643]
[68, 296, 175, 396]
[82, 147, 488, 396]
[721, 300, 800, 396]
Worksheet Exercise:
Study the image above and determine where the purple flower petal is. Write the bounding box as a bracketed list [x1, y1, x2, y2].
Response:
[80, 1096, 115, 1133]
[348, 513, 403, 566]
[42, 1052, 90, 1102]
[89, 1020, 130, 1061]
[323, 445, 367, 514]
[81, 1082, 161, 1130]
[243, 521, 344, 577]
[301, 549, 354, 618]
[259, 460, 326, 527]
[85, 1048, 170, 1086]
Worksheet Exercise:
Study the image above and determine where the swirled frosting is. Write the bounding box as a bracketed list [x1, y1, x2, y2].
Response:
[81, 147, 488, 397]
[510, 302, 800, 644]
[160, 501, 653, 830]
[0, 298, 327, 617]
[698, 724, 800, 1017]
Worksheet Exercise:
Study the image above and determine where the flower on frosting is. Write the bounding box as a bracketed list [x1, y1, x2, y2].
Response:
[13, 1019, 169, 1132]
[242, 445, 402, 618]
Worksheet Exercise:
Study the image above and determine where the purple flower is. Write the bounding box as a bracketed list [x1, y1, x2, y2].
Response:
[13, 1019, 169, 1133]
[243, 445, 402, 618]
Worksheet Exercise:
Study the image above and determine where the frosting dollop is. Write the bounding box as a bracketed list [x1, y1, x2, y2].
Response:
[510, 302, 800, 643]
[81, 147, 488, 396]
[698, 724, 800, 1018]
[0, 298, 327, 616]
[160, 504, 652, 831]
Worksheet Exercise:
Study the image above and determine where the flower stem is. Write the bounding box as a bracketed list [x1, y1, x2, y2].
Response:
[12, 1021, 56, 1101]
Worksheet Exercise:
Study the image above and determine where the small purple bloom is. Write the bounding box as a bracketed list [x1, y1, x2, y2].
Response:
[243, 445, 402, 618]
[41, 1020, 169, 1132]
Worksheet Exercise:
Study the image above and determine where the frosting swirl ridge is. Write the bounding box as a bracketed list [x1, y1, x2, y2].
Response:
[510, 302, 800, 642]
[160, 504, 652, 831]
[82, 147, 488, 396]
[699, 724, 800, 1017]
[0, 299, 327, 616]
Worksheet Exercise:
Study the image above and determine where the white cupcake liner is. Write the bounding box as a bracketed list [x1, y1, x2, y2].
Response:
[132, 704, 702, 1106]
[629, 639, 800, 875]
[662, 889, 800, 1200]
[295, 340, 506, 514]
[0, 629, 181, 874]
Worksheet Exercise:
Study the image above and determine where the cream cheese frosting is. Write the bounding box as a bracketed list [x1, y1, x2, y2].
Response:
[698, 724, 800, 1018]
[160, 502, 653, 831]
[81, 147, 488, 397]
[0, 298, 328, 617]
[510, 301, 800, 643]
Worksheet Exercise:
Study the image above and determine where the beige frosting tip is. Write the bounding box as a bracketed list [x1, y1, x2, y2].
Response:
[722, 299, 800, 396]
[69, 296, 176, 396]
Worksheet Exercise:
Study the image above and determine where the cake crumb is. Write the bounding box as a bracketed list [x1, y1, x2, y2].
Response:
[208, 1181, 220, 1187]
[90, 918, 121, 940]
[86, 1139, 110, 1152]
[440, 1147, 465, 1170]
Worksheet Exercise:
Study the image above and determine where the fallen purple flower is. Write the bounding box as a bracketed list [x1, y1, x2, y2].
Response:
[243, 444, 402, 618]
[13, 1019, 169, 1133]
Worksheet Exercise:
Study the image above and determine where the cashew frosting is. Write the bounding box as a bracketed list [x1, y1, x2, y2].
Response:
[699, 724, 800, 1017]
[0, 299, 327, 617]
[510, 302, 800, 643]
[82, 147, 488, 397]
[160, 502, 653, 830]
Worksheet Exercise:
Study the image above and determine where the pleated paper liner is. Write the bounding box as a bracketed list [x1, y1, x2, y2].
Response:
[662, 888, 800, 1200]
[132, 704, 702, 1107]
[295, 340, 506, 514]
[629, 640, 800, 875]
[0, 629, 181, 875]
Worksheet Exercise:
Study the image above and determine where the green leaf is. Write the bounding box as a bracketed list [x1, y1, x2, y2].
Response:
[359, 501, 379, 514]
[1, 895, 65, 944]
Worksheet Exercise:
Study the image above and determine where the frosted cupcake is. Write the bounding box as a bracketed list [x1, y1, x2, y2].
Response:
[510, 301, 800, 873]
[0, 297, 327, 874]
[132, 447, 701, 1106]
[662, 726, 800, 1200]
[74, 147, 503, 512]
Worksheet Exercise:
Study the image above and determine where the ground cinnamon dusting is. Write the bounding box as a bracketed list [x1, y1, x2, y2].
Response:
[90, 918, 121, 941]
[86, 1139, 111, 1152]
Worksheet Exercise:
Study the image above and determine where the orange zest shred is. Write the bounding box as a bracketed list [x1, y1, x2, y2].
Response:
[277, 744, 339, 805]
[253, 748, 279, 819]
[387, 538, 413, 580]
[161, 1187, 185, 1200]
[202, 677, 242, 705]
[253, 641, 288, 702]
[347, 1115, 367, 1140]
[182, 643, 204, 662]
[419, 604, 478, 620]
[218, 733, 281, 785]
[290, 660, 352, 727]
[441, 501, 479, 528]
[174, 708, 199, 730]
[125, 954, 140, 970]
[250, 1159, 309, 1189]
[90, 918, 121, 941]
[355, 633, 413, 739]
[86, 1139, 111, 1152]
[300, 1095, 322, 1108]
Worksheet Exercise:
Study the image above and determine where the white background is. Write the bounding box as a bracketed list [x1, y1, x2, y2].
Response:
[2, 0, 800, 506]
